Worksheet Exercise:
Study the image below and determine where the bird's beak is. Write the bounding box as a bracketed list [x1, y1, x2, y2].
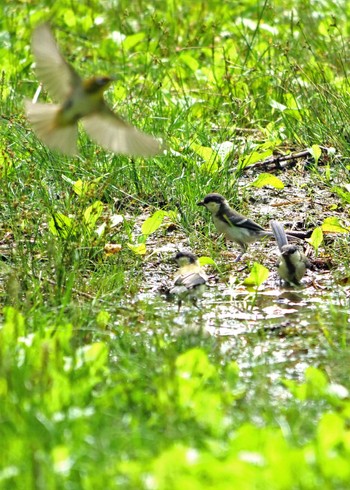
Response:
[197, 201, 205, 206]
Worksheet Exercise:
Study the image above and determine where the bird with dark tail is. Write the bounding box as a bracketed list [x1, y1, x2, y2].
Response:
[270, 220, 311, 285]
[198, 193, 311, 261]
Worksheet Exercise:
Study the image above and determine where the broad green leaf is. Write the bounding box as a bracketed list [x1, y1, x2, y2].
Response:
[76, 343, 109, 375]
[72, 177, 102, 197]
[188, 102, 205, 117]
[72, 179, 85, 196]
[191, 142, 219, 173]
[122, 32, 146, 51]
[127, 243, 147, 255]
[317, 412, 345, 453]
[198, 256, 217, 267]
[321, 216, 349, 233]
[63, 9, 77, 27]
[96, 310, 111, 329]
[331, 186, 350, 203]
[243, 262, 269, 288]
[284, 108, 302, 121]
[307, 227, 323, 251]
[283, 367, 328, 401]
[285, 92, 300, 110]
[252, 172, 284, 189]
[175, 348, 215, 379]
[141, 210, 165, 236]
[49, 213, 74, 238]
[84, 201, 104, 229]
[179, 52, 199, 71]
[239, 149, 273, 169]
[215, 141, 234, 163]
[81, 342, 108, 365]
[305, 366, 329, 393]
[308, 144, 322, 164]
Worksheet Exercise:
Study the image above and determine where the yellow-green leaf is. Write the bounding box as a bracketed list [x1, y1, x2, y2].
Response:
[308, 227, 323, 251]
[243, 262, 269, 288]
[198, 256, 216, 267]
[308, 144, 322, 164]
[179, 52, 199, 71]
[239, 150, 273, 169]
[331, 186, 350, 203]
[122, 32, 146, 51]
[191, 142, 219, 173]
[141, 210, 165, 236]
[84, 201, 103, 229]
[127, 243, 147, 255]
[96, 310, 111, 329]
[49, 213, 74, 238]
[321, 217, 349, 233]
[252, 172, 284, 189]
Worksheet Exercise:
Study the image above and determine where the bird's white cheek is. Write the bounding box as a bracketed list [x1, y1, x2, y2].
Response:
[205, 202, 220, 213]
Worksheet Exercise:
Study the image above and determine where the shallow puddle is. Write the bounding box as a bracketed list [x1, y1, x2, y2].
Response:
[134, 254, 349, 384]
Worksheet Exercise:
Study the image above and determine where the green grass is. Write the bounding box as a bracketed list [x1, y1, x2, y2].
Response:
[1, 0, 350, 488]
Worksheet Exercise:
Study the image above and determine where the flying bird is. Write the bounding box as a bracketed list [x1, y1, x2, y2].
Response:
[25, 22, 163, 157]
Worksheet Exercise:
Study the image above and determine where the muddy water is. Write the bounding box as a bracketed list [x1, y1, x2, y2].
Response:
[134, 248, 347, 384]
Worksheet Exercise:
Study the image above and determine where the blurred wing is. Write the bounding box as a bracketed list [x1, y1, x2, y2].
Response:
[32, 22, 81, 102]
[82, 106, 163, 157]
[25, 100, 79, 155]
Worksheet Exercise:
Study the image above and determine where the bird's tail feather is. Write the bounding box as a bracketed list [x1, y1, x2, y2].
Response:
[25, 100, 78, 155]
[270, 220, 289, 251]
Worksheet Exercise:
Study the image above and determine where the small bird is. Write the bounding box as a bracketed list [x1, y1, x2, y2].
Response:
[270, 220, 311, 285]
[197, 193, 310, 261]
[25, 22, 163, 156]
[169, 251, 207, 309]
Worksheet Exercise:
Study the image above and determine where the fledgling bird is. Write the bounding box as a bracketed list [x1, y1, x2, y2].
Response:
[25, 22, 163, 156]
[197, 193, 310, 261]
[270, 220, 311, 285]
[169, 251, 207, 309]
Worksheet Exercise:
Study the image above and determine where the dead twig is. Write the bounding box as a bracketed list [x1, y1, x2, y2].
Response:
[244, 147, 326, 171]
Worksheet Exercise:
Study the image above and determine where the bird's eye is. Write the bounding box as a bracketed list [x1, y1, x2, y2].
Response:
[96, 77, 110, 86]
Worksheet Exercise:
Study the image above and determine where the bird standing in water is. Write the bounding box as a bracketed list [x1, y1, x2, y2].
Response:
[169, 251, 207, 309]
[25, 22, 163, 156]
[270, 220, 311, 285]
[198, 193, 310, 261]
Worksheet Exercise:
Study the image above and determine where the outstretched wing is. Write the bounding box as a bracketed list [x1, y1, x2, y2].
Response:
[25, 100, 79, 155]
[82, 105, 163, 157]
[32, 22, 81, 102]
